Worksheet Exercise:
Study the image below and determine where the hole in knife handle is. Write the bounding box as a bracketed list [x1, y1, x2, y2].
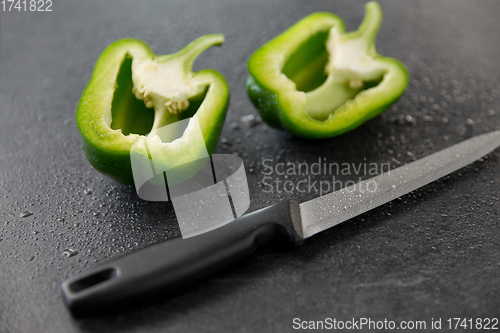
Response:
[69, 268, 118, 293]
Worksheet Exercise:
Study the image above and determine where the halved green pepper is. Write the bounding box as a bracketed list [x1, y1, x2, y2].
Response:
[246, 1, 408, 139]
[76, 35, 229, 185]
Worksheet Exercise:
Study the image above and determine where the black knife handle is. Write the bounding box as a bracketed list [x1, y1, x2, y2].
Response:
[61, 199, 302, 317]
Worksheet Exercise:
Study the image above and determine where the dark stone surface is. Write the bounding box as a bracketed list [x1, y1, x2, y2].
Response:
[0, 0, 499, 332]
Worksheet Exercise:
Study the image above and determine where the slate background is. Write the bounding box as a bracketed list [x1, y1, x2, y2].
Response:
[0, 0, 499, 332]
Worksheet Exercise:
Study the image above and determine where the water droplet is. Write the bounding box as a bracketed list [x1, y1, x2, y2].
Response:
[241, 114, 255, 122]
[405, 115, 416, 124]
[20, 211, 33, 218]
[63, 249, 78, 258]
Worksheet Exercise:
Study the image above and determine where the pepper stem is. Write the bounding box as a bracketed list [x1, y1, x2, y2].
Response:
[157, 34, 225, 75]
[355, 1, 382, 55]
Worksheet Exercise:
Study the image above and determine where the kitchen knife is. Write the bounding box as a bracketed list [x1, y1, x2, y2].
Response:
[61, 131, 500, 317]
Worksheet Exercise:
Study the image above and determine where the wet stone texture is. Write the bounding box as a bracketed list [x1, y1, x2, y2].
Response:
[0, 0, 499, 332]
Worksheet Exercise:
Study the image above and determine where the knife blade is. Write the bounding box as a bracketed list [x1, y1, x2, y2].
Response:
[61, 131, 500, 317]
[300, 130, 500, 239]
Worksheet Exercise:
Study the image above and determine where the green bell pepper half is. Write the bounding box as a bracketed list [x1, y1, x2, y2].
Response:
[246, 1, 409, 139]
[76, 35, 229, 185]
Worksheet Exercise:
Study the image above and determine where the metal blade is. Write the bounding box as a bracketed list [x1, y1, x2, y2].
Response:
[299, 131, 500, 239]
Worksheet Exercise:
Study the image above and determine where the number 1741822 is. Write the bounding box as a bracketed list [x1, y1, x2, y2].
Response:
[1, 0, 52, 11]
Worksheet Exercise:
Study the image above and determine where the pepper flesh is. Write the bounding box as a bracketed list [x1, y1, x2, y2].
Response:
[76, 35, 229, 185]
[246, 1, 408, 139]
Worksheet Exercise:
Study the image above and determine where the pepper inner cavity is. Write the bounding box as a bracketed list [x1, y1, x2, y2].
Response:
[110, 54, 207, 137]
[282, 19, 386, 122]
[282, 31, 329, 93]
[303, 27, 386, 121]
[110, 55, 154, 136]
[132, 58, 207, 132]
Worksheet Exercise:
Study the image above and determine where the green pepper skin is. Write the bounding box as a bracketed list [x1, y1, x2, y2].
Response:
[246, 2, 408, 139]
[76, 35, 229, 185]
